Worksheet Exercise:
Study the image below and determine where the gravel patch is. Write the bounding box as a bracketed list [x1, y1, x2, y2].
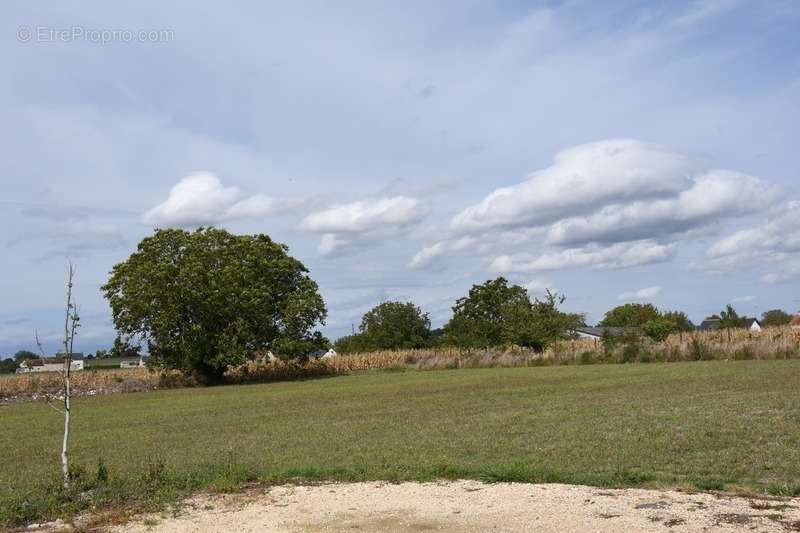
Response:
[101, 481, 800, 532]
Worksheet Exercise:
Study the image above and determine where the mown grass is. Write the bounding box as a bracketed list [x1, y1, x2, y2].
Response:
[2, 360, 800, 526]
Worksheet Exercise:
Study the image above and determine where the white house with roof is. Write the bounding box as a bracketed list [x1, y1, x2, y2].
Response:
[17, 357, 85, 373]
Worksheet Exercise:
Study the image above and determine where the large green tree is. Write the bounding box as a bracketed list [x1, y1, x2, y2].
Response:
[102, 228, 328, 382]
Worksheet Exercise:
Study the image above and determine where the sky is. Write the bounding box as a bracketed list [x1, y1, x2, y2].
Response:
[1, 1, 799, 355]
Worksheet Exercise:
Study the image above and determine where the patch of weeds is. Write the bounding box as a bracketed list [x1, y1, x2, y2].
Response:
[143, 458, 167, 484]
[142, 517, 160, 527]
[96, 457, 109, 484]
[380, 364, 407, 373]
[692, 478, 726, 491]
[767, 484, 800, 497]
[663, 518, 685, 527]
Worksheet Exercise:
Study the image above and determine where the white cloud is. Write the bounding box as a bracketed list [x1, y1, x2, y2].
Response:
[545, 170, 778, 246]
[451, 140, 778, 243]
[732, 295, 756, 303]
[409, 236, 476, 269]
[301, 196, 427, 234]
[490, 240, 676, 273]
[450, 139, 700, 234]
[618, 285, 662, 301]
[707, 201, 800, 267]
[760, 263, 800, 284]
[143, 172, 296, 227]
[302, 196, 428, 257]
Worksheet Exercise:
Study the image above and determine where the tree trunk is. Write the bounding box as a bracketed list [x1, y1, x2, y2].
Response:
[61, 376, 71, 489]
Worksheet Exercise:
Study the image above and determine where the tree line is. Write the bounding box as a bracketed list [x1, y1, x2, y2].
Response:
[2, 227, 796, 377]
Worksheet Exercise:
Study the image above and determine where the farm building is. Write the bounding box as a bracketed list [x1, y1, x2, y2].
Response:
[570, 326, 641, 340]
[792, 312, 800, 330]
[698, 318, 762, 332]
[17, 356, 85, 373]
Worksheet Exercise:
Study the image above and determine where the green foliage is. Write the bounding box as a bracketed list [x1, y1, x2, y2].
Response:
[719, 304, 746, 329]
[333, 333, 371, 354]
[642, 319, 677, 342]
[761, 309, 793, 327]
[13, 350, 38, 363]
[361, 301, 432, 349]
[96, 457, 109, 483]
[661, 310, 696, 332]
[601, 306, 694, 339]
[102, 228, 328, 383]
[110, 336, 141, 359]
[335, 302, 433, 353]
[444, 278, 582, 350]
[0, 358, 18, 374]
[599, 303, 661, 327]
[445, 277, 529, 347]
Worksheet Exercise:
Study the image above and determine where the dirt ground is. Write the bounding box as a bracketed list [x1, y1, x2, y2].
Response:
[98, 481, 800, 532]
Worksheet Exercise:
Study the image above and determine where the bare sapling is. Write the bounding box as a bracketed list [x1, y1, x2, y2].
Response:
[34, 262, 80, 490]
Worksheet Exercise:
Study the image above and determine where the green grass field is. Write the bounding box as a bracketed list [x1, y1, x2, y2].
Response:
[3, 360, 800, 525]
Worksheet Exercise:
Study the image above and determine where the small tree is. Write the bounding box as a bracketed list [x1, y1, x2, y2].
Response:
[719, 304, 746, 329]
[358, 301, 432, 350]
[444, 277, 530, 347]
[642, 318, 677, 342]
[35, 263, 80, 490]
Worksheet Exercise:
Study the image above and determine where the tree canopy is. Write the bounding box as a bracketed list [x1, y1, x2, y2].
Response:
[335, 301, 432, 353]
[600, 304, 695, 341]
[761, 309, 793, 327]
[599, 304, 661, 328]
[0, 358, 17, 374]
[102, 228, 328, 382]
[444, 277, 582, 350]
[719, 304, 746, 329]
[14, 350, 38, 363]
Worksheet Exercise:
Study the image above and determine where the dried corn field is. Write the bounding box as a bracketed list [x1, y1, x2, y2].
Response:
[3, 327, 799, 404]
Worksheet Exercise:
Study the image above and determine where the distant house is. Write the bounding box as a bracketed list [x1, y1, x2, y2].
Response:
[119, 357, 146, 369]
[18, 355, 85, 373]
[570, 326, 641, 341]
[309, 348, 337, 359]
[791, 312, 800, 330]
[698, 317, 762, 332]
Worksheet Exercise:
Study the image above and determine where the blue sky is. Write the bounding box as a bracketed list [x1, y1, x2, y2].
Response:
[1, 1, 799, 355]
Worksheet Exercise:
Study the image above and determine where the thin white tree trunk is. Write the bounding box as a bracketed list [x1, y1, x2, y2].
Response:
[61, 263, 76, 490]
[61, 376, 71, 489]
